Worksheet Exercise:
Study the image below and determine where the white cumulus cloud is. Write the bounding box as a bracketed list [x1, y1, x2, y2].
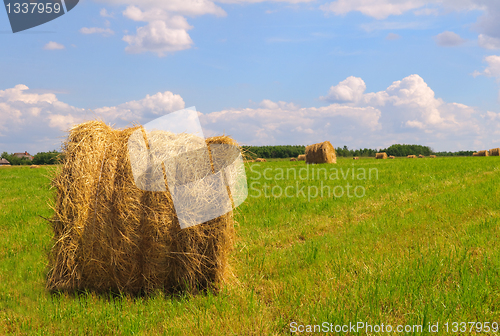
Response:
[320, 0, 431, 20]
[321, 76, 367, 103]
[0, 84, 186, 152]
[122, 20, 193, 56]
[474, 55, 500, 79]
[94, 91, 185, 122]
[434, 31, 466, 46]
[478, 33, 500, 49]
[201, 74, 489, 150]
[43, 41, 65, 50]
[80, 27, 115, 36]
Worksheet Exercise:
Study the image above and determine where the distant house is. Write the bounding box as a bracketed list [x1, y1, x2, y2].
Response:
[0, 158, 10, 166]
[13, 151, 34, 161]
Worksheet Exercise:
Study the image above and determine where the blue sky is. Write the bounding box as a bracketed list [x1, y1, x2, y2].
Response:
[2, 0, 500, 153]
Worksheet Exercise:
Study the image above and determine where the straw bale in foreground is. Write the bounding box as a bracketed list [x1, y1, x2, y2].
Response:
[46, 121, 237, 295]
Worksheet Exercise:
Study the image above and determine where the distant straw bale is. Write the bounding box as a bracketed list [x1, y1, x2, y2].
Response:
[353, 157, 359, 160]
[256, 158, 267, 162]
[305, 141, 336, 164]
[297, 154, 306, 161]
[418, 154, 425, 158]
[46, 121, 239, 295]
[407, 155, 417, 158]
[490, 148, 500, 156]
[477, 150, 489, 156]
[389, 156, 395, 159]
[290, 158, 297, 161]
[375, 152, 388, 159]
[472, 153, 479, 156]
[30, 165, 40, 168]
[430, 155, 436, 158]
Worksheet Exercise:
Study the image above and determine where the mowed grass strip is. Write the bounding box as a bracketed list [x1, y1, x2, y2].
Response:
[0, 157, 499, 335]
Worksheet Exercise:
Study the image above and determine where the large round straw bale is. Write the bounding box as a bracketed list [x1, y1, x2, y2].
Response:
[297, 154, 306, 161]
[290, 157, 297, 161]
[418, 154, 425, 158]
[489, 148, 499, 156]
[47, 121, 237, 295]
[305, 141, 336, 164]
[430, 155, 436, 158]
[255, 158, 267, 162]
[353, 157, 359, 160]
[375, 152, 387, 159]
[388, 156, 395, 159]
[477, 150, 489, 156]
[407, 155, 417, 158]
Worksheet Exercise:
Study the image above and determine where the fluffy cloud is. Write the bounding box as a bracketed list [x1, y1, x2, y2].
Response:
[43, 41, 65, 50]
[97, 0, 319, 56]
[478, 33, 500, 49]
[97, 0, 226, 17]
[80, 27, 115, 36]
[100, 8, 114, 17]
[122, 20, 193, 56]
[0, 85, 185, 152]
[201, 74, 488, 150]
[320, 76, 367, 103]
[386, 32, 401, 40]
[485, 110, 500, 120]
[320, 0, 432, 20]
[320, 0, 481, 19]
[473, 55, 500, 102]
[200, 102, 382, 146]
[0, 85, 85, 152]
[120, 6, 200, 56]
[474, 55, 500, 79]
[94, 91, 185, 122]
[434, 31, 465, 46]
[359, 75, 480, 134]
[0, 75, 494, 153]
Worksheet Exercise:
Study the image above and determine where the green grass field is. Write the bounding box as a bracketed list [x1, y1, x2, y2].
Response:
[1, 157, 500, 335]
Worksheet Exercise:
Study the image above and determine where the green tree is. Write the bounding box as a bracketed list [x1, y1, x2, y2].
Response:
[32, 151, 63, 165]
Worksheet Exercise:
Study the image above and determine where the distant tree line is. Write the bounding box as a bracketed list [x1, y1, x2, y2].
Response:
[432, 150, 475, 156]
[0, 145, 477, 165]
[243, 145, 306, 159]
[379, 144, 433, 157]
[335, 146, 378, 157]
[241, 144, 478, 158]
[1, 151, 63, 165]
